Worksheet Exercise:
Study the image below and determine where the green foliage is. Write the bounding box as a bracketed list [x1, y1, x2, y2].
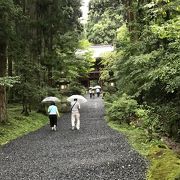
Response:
[154, 103, 180, 140]
[116, 24, 130, 48]
[78, 39, 91, 49]
[135, 105, 160, 138]
[0, 104, 48, 146]
[0, 0, 84, 116]
[53, 32, 93, 84]
[105, 93, 160, 139]
[14, 59, 45, 106]
[99, 0, 180, 141]
[67, 81, 86, 96]
[105, 93, 138, 123]
[0, 0, 20, 41]
[151, 17, 180, 39]
[0, 76, 20, 87]
[100, 51, 118, 82]
[87, 0, 123, 44]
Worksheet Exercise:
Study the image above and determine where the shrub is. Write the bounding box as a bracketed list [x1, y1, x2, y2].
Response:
[105, 93, 161, 140]
[155, 104, 180, 141]
[135, 105, 160, 140]
[66, 82, 86, 96]
[106, 93, 138, 124]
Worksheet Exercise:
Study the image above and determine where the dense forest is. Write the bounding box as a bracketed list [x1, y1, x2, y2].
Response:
[0, 0, 180, 179]
[0, 0, 180, 140]
[0, 0, 94, 122]
[87, 0, 180, 142]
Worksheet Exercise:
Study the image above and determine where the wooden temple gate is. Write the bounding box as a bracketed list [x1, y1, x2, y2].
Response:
[78, 45, 114, 89]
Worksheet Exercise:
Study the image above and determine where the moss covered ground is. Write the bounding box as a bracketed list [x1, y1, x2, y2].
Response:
[0, 104, 48, 146]
[108, 121, 180, 180]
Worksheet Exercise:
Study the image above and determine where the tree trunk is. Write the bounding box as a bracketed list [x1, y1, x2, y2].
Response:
[7, 54, 14, 103]
[21, 95, 30, 116]
[122, 0, 139, 41]
[0, 42, 8, 122]
[0, 86, 7, 123]
[47, 65, 52, 86]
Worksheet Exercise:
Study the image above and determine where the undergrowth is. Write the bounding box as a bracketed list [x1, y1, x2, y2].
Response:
[0, 104, 48, 146]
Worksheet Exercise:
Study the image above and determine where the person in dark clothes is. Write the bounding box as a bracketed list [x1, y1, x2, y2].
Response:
[48, 102, 60, 131]
[89, 88, 92, 98]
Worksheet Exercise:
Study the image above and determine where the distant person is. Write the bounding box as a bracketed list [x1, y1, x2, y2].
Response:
[89, 88, 92, 98]
[96, 88, 100, 97]
[71, 98, 81, 130]
[48, 102, 60, 131]
[92, 89, 95, 98]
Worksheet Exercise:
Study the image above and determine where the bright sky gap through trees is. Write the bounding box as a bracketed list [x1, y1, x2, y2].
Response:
[80, 0, 90, 24]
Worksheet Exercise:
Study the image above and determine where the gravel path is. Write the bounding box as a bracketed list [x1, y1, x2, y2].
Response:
[0, 96, 148, 180]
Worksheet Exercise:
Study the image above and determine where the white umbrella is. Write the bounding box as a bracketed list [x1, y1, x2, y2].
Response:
[41, 96, 60, 103]
[67, 95, 87, 104]
[94, 85, 101, 89]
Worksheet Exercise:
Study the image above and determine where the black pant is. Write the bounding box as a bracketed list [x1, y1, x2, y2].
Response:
[49, 114, 57, 127]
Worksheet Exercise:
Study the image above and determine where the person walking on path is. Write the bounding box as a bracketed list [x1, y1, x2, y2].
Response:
[89, 88, 92, 98]
[96, 88, 100, 97]
[92, 89, 95, 98]
[48, 102, 60, 131]
[71, 98, 80, 130]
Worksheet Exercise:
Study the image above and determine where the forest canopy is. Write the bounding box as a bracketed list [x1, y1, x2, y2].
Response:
[0, 0, 89, 121]
[87, 0, 180, 141]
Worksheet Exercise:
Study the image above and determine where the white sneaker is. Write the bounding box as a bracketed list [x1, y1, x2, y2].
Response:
[54, 125, 56, 131]
[51, 127, 54, 131]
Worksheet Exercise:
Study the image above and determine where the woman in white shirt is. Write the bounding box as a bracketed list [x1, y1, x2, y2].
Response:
[48, 102, 60, 131]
